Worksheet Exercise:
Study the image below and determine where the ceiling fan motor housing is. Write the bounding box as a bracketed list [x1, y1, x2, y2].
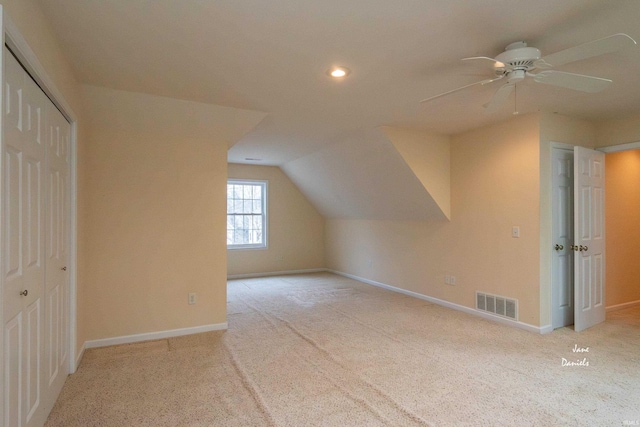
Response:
[495, 42, 541, 72]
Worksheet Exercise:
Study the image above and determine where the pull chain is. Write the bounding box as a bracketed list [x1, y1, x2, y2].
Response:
[513, 84, 519, 115]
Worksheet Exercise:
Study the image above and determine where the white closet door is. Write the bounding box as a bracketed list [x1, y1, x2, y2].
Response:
[3, 48, 47, 427]
[3, 45, 71, 426]
[43, 95, 70, 414]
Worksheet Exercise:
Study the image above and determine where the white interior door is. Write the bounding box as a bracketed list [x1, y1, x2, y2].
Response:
[43, 93, 71, 414]
[551, 148, 574, 328]
[2, 48, 47, 427]
[574, 146, 606, 332]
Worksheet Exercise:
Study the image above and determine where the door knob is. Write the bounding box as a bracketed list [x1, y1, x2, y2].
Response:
[554, 244, 564, 251]
[570, 244, 579, 251]
[20, 290, 28, 296]
[579, 245, 588, 252]
[61, 266, 67, 271]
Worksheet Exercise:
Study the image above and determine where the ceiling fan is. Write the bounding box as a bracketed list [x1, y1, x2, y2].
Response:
[420, 33, 637, 113]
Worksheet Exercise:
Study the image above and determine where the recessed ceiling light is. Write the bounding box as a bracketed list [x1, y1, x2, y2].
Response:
[245, 157, 262, 162]
[328, 66, 350, 78]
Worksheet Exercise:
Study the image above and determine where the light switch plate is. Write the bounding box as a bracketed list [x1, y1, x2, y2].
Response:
[512, 226, 520, 238]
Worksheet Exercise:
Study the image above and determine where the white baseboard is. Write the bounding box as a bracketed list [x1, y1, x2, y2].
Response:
[328, 269, 548, 334]
[84, 322, 228, 349]
[74, 342, 86, 371]
[539, 325, 554, 334]
[227, 268, 327, 280]
[606, 299, 640, 312]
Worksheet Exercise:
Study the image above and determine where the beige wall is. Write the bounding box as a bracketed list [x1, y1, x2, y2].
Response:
[81, 85, 264, 340]
[227, 164, 325, 276]
[605, 150, 640, 306]
[0, 0, 87, 355]
[326, 114, 542, 326]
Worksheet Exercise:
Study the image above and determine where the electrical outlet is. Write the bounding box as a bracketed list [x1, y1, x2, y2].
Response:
[367, 259, 373, 267]
[276, 255, 284, 261]
[445, 274, 451, 285]
[450, 276, 456, 285]
[512, 226, 520, 238]
[188, 293, 196, 305]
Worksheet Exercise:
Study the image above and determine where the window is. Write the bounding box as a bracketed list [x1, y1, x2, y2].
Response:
[227, 180, 267, 249]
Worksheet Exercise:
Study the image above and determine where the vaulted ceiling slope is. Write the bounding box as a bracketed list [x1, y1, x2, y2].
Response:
[281, 128, 449, 221]
[37, 1, 640, 220]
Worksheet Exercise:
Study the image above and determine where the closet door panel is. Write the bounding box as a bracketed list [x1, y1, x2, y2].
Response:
[3, 47, 49, 427]
[43, 88, 71, 414]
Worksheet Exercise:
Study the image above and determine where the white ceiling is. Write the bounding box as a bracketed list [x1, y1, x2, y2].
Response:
[39, 0, 640, 166]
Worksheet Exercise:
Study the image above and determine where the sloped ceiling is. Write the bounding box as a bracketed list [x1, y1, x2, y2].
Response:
[82, 85, 267, 149]
[281, 128, 448, 221]
[382, 127, 451, 220]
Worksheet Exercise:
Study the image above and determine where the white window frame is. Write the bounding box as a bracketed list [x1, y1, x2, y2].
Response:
[227, 179, 268, 250]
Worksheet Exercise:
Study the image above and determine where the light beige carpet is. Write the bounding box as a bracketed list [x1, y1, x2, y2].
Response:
[46, 273, 640, 426]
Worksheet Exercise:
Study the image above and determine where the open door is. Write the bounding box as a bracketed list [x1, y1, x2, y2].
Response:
[574, 146, 605, 332]
[551, 148, 574, 329]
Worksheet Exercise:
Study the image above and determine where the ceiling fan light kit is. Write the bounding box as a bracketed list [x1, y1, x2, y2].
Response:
[420, 33, 637, 113]
[328, 66, 350, 78]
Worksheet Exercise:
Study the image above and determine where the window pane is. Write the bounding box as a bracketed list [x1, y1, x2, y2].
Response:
[233, 185, 243, 199]
[253, 200, 262, 214]
[251, 215, 261, 230]
[254, 185, 262, 199]
[227, 216, 234, 229]
[233, 200, 243, 213]
[243, 186, 252, 199]
[227, 231, 234, 245]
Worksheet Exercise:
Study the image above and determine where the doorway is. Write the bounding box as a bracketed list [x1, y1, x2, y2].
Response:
[551, 145, 606, 331]
[602, 148, 640, 318]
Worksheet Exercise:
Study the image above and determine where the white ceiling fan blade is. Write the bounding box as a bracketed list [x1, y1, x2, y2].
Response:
[533, 70, 612, 92]
[535, 33, 637, 69]
[419, 75, 503, 104]
[461, 56, 509, 70]
[484, 83, 514, 113]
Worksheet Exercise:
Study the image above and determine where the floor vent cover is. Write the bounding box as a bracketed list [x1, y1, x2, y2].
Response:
[476, 292, 518, 320]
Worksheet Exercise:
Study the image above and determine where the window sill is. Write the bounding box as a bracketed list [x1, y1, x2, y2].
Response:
[227, 245, 268, 251]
